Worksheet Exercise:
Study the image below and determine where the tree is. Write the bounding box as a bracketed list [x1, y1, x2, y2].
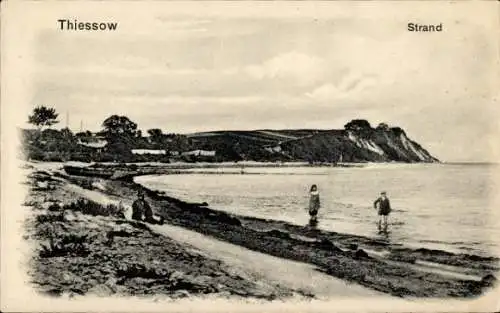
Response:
[390, 126, 406, 136]
[376, 123, 389, 131]
[147, 128, 163, 140]
[101, 115, 138, 138]
[344, 119, 372, 131]
[60, 127, 74, 139]
[28, 106, 59, 130]
[101, 115, 139, 158]
[147, 128, 165, 147]
[76, 130, 93, 138]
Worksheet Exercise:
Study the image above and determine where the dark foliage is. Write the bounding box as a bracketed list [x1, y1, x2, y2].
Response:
[344, 119, 372, 131]
[28, 106, 59, 129]
[62, 198, 125, 218]
[35, 212, 65, 225]
[20, 114, 438, 163]
[102, 115, 138, 138]
[116, 263, 171, 279]
[39, 234, 90, 258]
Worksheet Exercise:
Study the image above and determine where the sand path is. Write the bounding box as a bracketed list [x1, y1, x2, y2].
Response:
[63, 183, 384, 298]
[148, 223, 383, 298]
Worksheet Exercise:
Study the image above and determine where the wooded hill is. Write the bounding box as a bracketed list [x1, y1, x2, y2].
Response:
[187, 120, 439, 163]
[21, 117, 439, 163]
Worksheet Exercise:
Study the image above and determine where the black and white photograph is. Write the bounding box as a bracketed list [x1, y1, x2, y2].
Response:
[1, 1, 499, 312]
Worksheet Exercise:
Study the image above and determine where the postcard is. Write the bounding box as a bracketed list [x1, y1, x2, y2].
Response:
[1, 1, 499, 312]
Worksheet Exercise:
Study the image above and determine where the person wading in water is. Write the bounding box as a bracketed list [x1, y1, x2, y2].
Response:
[374, 191, 391, 232]
[132, 191, 164, 225]
[308, 184, 321, 224]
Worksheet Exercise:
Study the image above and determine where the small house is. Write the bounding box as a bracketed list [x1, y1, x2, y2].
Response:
[181, 150, 216, 157]
[131, 149, 167, 155]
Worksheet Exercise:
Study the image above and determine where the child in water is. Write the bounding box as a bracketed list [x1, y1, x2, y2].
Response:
[374, 191, 391, 232]
[309, 184, 320, 222]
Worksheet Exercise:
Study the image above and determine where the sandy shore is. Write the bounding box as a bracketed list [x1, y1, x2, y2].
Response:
[26, 171, 303, 299]
[24, 162, 498, 299]
[149, 224, 383, 299]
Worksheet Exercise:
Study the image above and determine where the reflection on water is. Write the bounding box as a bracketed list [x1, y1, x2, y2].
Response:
[308, 217, 319, 229]
[136, 163, 499, 257]
[376, 230, 391, 242]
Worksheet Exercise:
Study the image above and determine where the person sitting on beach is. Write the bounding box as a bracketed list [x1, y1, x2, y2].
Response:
[374, 191, 391, 232]
[144, 200, 165, 225]
[132, 191, 148, 221]
[308, 184, 321, 222]
[132, 191, 164, 225]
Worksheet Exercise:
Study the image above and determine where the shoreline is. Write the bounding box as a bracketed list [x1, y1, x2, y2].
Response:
[26, 162, 499, 298]
[130, 182, 499, 271]
[34, 159, 458, 171]
[26, 170, 306, 299]
[33, 161, 500, 263]
[28, 160, 493, 183]
[129, 164, 498, 259]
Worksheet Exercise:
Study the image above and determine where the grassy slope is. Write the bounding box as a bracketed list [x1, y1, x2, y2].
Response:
[188, 127, 438, 163]
[22, 124, 439, 163]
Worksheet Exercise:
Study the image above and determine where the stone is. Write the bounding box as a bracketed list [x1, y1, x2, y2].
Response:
[41, 201, 59, 210]
[169, 270, 185, 281]
[354, 249, 370, 259]
[481, 274, 497, 287]
[266, 229, 291, 239]
[48, 203, 62, 212]
[315, 238, 344, 253]
[36, 181, 50, 190]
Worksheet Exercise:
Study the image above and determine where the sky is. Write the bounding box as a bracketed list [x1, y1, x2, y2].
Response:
[11, 2, 499, 162]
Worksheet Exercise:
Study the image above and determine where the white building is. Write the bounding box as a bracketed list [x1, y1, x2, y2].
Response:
[132, 149, 167, 155]
[181, 150, 216, 157]
[77, 139, 107, 149]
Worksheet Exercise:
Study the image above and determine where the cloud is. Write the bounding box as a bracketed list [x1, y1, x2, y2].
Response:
[305, 71, 377, 101]
[243, 51, 327, 86]
[118, 95, 264, 106]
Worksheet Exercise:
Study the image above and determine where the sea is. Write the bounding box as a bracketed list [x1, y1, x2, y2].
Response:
[135, 163, 500, 257]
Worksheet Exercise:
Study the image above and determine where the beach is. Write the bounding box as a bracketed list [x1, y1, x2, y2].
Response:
[24, 162, 498, 299]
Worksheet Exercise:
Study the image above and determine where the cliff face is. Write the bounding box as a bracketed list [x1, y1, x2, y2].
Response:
[188, 120, 439, 163]
[276, 128, 438, 163]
